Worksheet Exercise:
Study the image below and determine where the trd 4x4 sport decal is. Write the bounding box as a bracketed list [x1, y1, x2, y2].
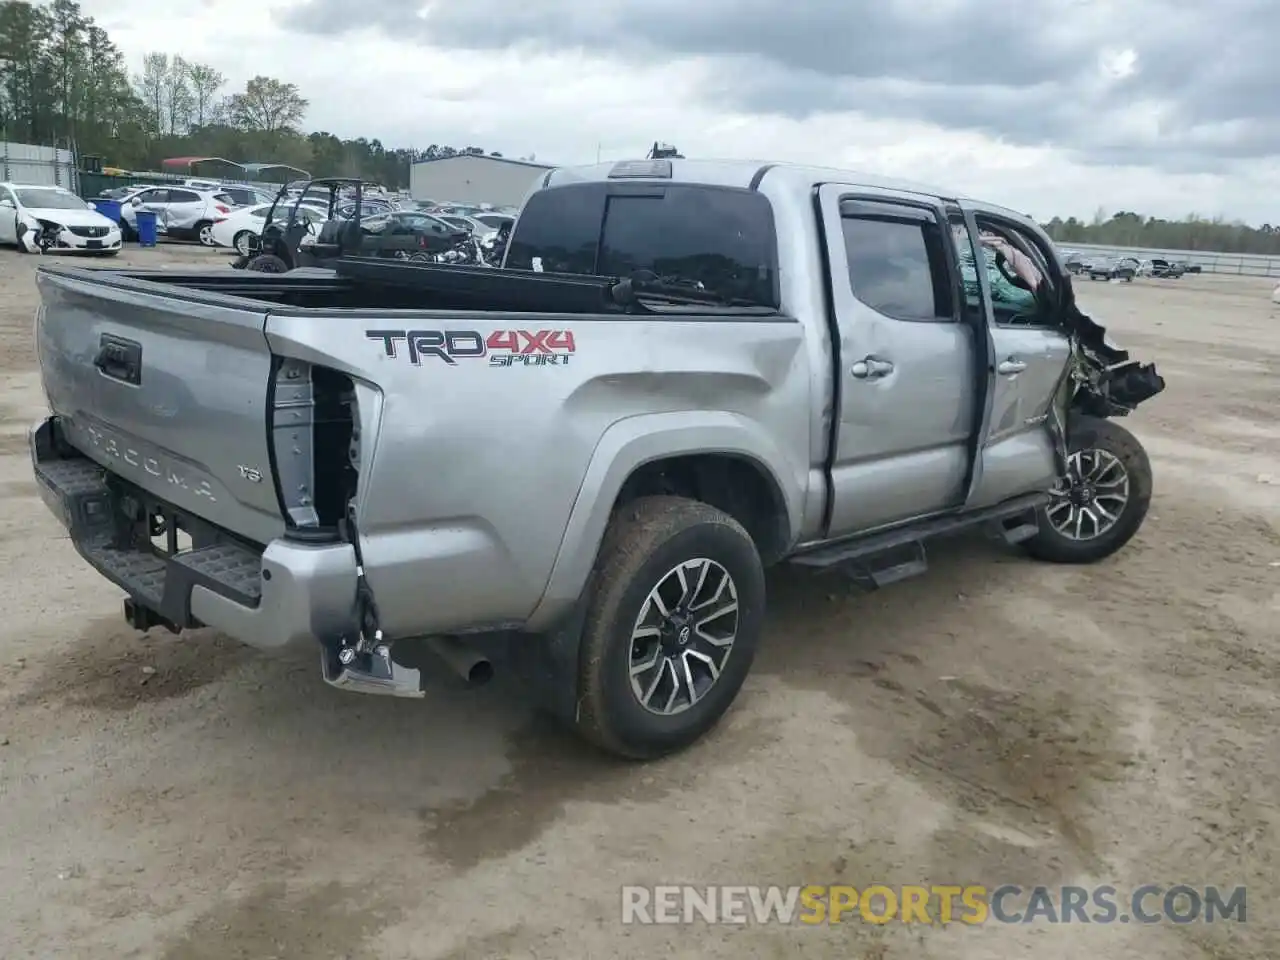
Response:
[366, 329, 576, 367]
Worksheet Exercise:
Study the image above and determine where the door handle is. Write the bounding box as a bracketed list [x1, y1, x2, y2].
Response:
[94, 334, 143, 385]
[851, 356, 895, 379]
[997, 357, 1027, 375]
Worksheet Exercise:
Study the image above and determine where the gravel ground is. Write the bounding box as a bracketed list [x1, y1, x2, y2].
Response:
[0, 245, 1277, 959]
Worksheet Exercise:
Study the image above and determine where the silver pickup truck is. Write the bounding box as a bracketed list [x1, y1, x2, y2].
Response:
[29, 158, 1164, 759]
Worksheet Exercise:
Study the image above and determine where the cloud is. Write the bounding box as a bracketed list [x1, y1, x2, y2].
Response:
[77, 0, 1280, 223]
[280, 0, 1280, 168]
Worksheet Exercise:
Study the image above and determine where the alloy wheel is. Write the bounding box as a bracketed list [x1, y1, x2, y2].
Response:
[628, 558, 739, 716]
[1046, 448, 1130, 541]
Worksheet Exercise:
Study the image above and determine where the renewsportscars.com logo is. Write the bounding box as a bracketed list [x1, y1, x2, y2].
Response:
[620, 884, 1247, 926]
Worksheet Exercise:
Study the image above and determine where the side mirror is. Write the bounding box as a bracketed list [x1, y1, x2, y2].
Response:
[130, 196, 143, 206]
[0, 197, 13, 208]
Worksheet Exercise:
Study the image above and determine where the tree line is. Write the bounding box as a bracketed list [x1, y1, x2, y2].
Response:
[1044, 211, 1280, 257]
[0, 0, 512, 189]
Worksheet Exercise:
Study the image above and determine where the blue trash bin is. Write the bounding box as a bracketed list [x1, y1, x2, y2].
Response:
[90, 198, 122, 225]
[135, 210, 158, 247]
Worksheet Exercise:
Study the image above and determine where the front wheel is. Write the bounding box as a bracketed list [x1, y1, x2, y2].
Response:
[1023, 416, 1153, 564]
[233, 231, 253, 256]
[572, 496, 766, 760]
[245, 253, 289, 273]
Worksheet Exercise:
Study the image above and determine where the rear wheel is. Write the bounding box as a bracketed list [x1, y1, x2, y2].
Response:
[572, 496, 765, 760]
[1023, 416, 1152, 564]
[196, 220, 215, 246]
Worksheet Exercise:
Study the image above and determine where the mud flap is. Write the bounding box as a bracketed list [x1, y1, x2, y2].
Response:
[507, 597, 590, 723]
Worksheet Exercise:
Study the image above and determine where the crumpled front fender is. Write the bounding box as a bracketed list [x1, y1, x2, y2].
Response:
[15, 215, 42, 254]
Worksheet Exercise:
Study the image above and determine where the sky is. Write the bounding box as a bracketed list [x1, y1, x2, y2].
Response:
[80, 0, 1280, 225]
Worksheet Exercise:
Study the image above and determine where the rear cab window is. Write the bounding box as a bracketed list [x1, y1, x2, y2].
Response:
[505, 182, 780, 308]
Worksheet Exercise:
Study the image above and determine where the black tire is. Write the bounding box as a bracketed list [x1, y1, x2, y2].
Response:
[233, 231, 252, 256]
[245, 253, 289, 273]
[195, 220, 215, 246]
[1023, 416, 1152, 564]
[573, 496, 765, 760]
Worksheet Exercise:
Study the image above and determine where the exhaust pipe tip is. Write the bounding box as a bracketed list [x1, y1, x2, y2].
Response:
[466, 658, 495, 686]
[424, 635, 494, 687]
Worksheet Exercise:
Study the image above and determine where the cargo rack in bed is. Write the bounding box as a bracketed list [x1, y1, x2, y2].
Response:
[333, 257, 629, 314]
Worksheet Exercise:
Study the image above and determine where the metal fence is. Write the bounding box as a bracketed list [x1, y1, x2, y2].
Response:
[1, 141, 79, 192]
[1055, 241, 1280, 279]
[77, 171, 305, 201]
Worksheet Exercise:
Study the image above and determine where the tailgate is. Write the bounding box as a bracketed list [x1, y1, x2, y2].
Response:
[35, 267, 284, 545]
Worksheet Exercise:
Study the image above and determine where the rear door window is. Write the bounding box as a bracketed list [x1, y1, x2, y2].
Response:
[840, 209, 953, 321]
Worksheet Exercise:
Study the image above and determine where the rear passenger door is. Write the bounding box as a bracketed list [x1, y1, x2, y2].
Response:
[819, 184, 978, 536]
[957, 205, 1073, 509]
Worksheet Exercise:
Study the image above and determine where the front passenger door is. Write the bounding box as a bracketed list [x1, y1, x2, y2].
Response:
[125, 189, 162, 228]
[163, 189, 203, 234]
[957, 208, 1073, 509]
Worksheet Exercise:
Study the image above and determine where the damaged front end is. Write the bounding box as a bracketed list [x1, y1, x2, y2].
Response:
[15, 215, 44, 254]
[1062, 296, 1166, 419]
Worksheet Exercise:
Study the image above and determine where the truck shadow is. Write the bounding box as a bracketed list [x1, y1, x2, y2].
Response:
[754, 534, 1130, 877]
[10, 532, 1121, 881]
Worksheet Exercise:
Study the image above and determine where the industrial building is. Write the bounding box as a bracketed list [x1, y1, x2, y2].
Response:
[409, 154, 555, 207]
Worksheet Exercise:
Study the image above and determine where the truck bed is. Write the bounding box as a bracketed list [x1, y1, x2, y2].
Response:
[52, 258, 681, 316]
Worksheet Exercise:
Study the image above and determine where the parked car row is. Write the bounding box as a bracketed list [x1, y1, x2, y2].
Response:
[1060, 249, 1202, 281]
[10, 173, 525, 257]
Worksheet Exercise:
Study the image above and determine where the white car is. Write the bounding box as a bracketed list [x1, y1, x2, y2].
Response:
[120, 186, 237, 245]
[209, 202, 326, 255]
[0, 182, 122, 255]
[435, 213, 499, 239]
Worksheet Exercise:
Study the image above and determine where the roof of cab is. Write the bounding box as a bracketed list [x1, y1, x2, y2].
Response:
[544, 158, 962, 203]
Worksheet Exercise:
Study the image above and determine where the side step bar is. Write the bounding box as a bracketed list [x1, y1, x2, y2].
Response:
[790, 492, 1047, 588]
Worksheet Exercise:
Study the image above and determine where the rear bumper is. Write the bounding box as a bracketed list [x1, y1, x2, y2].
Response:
[29, 416, 358, 653]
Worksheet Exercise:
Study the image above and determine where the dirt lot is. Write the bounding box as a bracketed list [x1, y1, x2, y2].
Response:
[0, 246, 1276, 959]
